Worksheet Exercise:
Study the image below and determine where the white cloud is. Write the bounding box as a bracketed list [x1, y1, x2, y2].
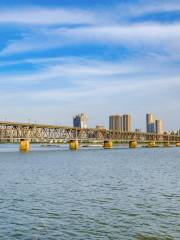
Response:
[0, 56, 179, 88]
[1, 74, 179, 103]
[0, 7, 97, 25]
[0, 1, 179, 26]
[0, 2, 180, 129]
[1, 23, 180, 56]
[0, 1, 180, 56]
[59, 23, 180, 47]
[0, 55, 179, 129]
[114, 0, 180, 21]
[0, 58, 142, 87]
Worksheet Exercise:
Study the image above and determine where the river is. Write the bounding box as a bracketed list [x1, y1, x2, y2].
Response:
[0, 144, 179, 239]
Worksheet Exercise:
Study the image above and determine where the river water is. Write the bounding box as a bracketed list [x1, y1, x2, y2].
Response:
[0, 144, 179, 239]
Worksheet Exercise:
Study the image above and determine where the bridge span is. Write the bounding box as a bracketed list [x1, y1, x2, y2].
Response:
[0, 121, 179, 144]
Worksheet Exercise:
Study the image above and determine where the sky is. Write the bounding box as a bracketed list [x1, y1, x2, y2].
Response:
[0, 0, 180, 130]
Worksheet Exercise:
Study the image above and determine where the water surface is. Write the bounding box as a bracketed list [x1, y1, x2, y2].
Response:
[0, 144, 179, 239]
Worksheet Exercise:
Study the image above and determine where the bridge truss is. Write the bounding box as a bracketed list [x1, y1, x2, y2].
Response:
[0, 121, 179, 143]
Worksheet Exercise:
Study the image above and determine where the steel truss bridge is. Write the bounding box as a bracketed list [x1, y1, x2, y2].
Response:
[0, 121, 179, 143]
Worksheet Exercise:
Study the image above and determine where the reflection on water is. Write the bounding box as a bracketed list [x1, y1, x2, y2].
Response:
[0, 144, 179, 239]
[0, 143, 69, 152]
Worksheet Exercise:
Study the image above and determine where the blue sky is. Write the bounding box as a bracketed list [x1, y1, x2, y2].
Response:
[0, 0, 180, 130]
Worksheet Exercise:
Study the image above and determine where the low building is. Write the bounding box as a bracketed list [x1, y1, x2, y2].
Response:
[96, 125, 105, 130]
[135, 129, 141, 133]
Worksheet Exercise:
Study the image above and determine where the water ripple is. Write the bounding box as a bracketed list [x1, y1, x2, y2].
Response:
[0, 146, 180, 239]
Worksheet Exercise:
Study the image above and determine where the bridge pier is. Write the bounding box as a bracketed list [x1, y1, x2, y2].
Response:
[148, 141, 156, 148]
[20, 139, 30, 152]
[129, 140, 137, 148]
[103, 140, 113, 149]
[69, 140, 79, 150]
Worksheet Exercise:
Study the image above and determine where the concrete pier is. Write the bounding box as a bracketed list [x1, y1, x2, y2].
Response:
[129, 140, 137, 148]
[20, 139, 30, 152]
[69, 140, 79, 150]
[103, 140, 113, 149]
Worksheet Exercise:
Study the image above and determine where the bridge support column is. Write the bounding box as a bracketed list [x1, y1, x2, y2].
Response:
[20, 139, 30, 152]
[129, 140, 137, 148]
[69, 140, 79, 150]
[148, 141, 156, 148]
[176, 143, 180, 147]
[103, 140, 113, 149]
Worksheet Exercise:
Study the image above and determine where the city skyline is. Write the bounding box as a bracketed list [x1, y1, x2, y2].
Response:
[0, 111, 179, 133]
[0, 0, 180, 130]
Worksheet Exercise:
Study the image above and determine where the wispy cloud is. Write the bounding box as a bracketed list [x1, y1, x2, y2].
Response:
[0, 1, 180, 26]
[1, 23, 180, 56]
[0, 1, 180, 129]
[0, 57, 142, 85]
[0, 56, 179, 87]
[57, 23, 180, 47]
[0, 7, 97, 25]
[0, 55, 179, 128]
[0, 1, 180, 56]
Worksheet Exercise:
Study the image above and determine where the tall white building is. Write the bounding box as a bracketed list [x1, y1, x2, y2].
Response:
[73, 113, 87, 128]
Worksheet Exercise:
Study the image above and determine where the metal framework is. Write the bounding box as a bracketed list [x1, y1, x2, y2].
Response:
[0, 121, 179, 143]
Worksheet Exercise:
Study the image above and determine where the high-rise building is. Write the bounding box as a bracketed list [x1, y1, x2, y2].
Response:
[122, 114, 131, 132]
[109, 115, 122, 131]
[155, 120, 164, 134]
[73, 113, 87, 128]
[146, 113, 155, 133]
